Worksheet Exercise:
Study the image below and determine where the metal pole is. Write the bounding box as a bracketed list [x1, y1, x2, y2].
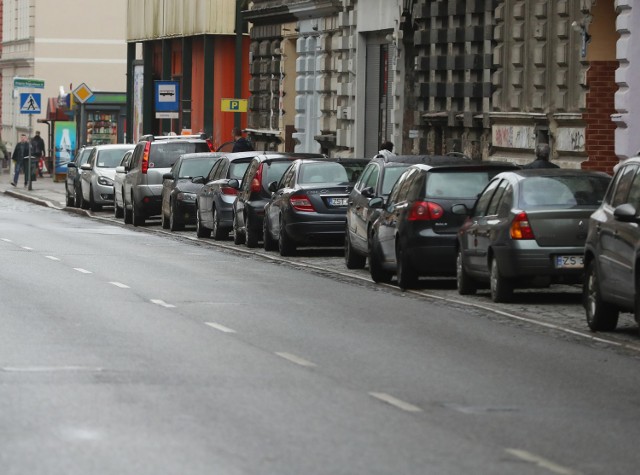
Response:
[28, 114, 33, 190]
[234, 0, 243, 129]
[80, 103, 86, 146]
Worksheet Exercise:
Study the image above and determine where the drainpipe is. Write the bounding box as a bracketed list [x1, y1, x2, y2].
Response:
[234, 0, 244, 130]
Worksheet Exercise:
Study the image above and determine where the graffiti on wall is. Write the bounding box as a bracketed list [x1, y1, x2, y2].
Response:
[492, 125, 536, 149]
[556, 127, 586, 152]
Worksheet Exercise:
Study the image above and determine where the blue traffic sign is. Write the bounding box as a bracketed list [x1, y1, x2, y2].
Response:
[155, 81, 180, 112]
[20, 93, 41, 114]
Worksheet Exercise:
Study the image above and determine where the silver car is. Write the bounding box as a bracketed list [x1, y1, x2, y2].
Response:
[80, 144, 135, 211]
[113, 149, 133, 218]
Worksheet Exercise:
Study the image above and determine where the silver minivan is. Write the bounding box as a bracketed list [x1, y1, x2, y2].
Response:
[122, 135, 212, 226]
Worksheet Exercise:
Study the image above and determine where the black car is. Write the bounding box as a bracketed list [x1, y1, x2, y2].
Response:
[368, 158, 519, 289]
[231, 153, 325, 248]
[263, 158, 369, 256]
[195, 151, 257, 239]
[65, 146, 94, 207]
[345, 155, 443, 269]
[583, 157, 640, 332]
[160, 153, 221, 231]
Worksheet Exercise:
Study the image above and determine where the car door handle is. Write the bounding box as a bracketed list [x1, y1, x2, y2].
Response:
[596, 224, 601, 235]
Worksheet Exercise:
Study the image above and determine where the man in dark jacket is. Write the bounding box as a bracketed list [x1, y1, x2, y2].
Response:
[11, 134, 31, 187]
[522, 143, 559, 169]
[31, 130, 45, 177]
[231, 127, 254, 153]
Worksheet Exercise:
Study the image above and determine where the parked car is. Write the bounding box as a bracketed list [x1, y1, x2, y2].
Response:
[455, 169, 611, 302]
[65, 145, 94, 208]
[345, 155, 442, 269]
[113, 150, 133, 218]
[79, 144, 135, 211]
[122, 134, 212, 226]
[263, 158, 369, 256]
[160, 153, 221, 231]
[367, 157, 519, 289]
[583, 157, 640, 332]
[195, 151, 257, 239]
[231, 153, 325, 247]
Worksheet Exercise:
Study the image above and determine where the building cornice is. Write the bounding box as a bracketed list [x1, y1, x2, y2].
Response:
[244, 0, 341, 25]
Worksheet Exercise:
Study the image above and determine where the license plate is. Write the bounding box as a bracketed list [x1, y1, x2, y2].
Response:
[555, 255, 584, 269]
[327, 197, 348, 207]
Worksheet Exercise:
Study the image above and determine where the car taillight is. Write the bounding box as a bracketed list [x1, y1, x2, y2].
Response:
[408, 201, 444, 221]
[221, 186, 237, 196]
[290, 195, 316, 212]
[206, 139, 213, 151]
[510, 212, 535, 239]
[141, 142, 150, 174]
[251, 164, 263, 193]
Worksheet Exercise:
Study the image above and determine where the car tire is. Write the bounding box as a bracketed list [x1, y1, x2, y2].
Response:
[263, 216, 278, 251]
[368, 234, 393, 284]
[212, 207, 226, 240]
[196, 207, 210, 238]
[132, 195, 145, 227]
[79, 186, 89, 210]
[65, 185, 74, 207]
[114, 197, 124, 219]
[345, 231, 366, 269]
[169, 202, 183, 231]
[233, 213, 245, 245]
[490, 258, 513, 303]
[161, 208, 170, 229]
[456, 249, 477, 295]
[124, 197, 133, 224]
[89, 186, 101, 212]
[278, 218, 296, 256]
[74, 184, 82, 208]
[396, 242, 418, 291]
[245, 216, 259, 248]
[584, 260, 619, 332]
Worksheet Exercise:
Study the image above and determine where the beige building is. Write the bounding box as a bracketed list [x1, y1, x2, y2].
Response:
[0, 0, 128, 151]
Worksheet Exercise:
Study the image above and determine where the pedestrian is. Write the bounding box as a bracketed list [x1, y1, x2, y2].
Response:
[11, 134, 31, 187]
[522, 143, 559, 169]
[231, 127, 254, 153]
[0, 136, 8, 171]
[31, 130, 45, 178]
[376, 141, 395, 159]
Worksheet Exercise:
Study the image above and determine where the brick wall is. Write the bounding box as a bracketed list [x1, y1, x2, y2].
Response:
[582, 61, 618, 173]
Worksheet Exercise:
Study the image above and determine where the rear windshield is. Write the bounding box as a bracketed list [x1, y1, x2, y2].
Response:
[425, 170, 503, 199]
[519, 175, 610, 208]
[298, 162, 364, 185]
[150, 142, 210, 168]
[382, 165, 410, 195]
[230, 160, 250, 180]
[178, 158, 217, 179]
[97, 149, 131, 168]
[263, 161, 294, 186]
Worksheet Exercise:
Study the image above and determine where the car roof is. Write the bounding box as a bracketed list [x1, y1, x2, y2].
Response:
[221, 151, 264, 160]
[504, 169, 611, 179]
[293, 158, 370, 164]
[409, 158, 518, 171]
[178, 152, 222, 160]
[372, 154, 471, 166]
[93, 144, 135, 151]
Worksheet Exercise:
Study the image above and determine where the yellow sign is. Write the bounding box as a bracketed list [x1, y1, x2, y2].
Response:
[72, 83, 93, 104]
[221, 98, 248, 112]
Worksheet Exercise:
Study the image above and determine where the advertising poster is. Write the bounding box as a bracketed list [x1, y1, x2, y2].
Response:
[54, 121, 76, 174]
[133, 64, 144, 143]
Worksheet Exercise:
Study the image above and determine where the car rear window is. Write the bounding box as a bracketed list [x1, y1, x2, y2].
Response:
[382, 165, 410, 195]
[230, 160, 250, 180]
[150, 142, 210, 168]
[425, 170, 502, 199]
[178, 158, 217, 179]
[97, 149, 131, 168]
[519, 175, 610, 208]
[263, 161, 294, 186]
[299, 162, 351, 184]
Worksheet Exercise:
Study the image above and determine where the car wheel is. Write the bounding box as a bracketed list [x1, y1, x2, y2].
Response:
[196, 207, 210, 238]
[263, 216, 278, 251]
[65, 185, 74, 207]
[114, 189, 124, 218]
[124, 197, 133, 224]
[245, 216, 259, 248]
[132, 195, 145, 227]
[161, 207, 170, 229]
[396, 242, 418, 291]
[233, 213, 245, 245]
[89, 186, 101, 211]
[212, 207, 226, 240]
[584, 260, 619, 332]
[74, 184, 82, 208]
[79, 185, 89, 210]
[278, 217, 296, 256]
[169, 202, 183, 231]
[345, 230, 366, 269]
[490, 258, 513, 303]
[368, 234, 393, 284]
[456, 248, 477, 295]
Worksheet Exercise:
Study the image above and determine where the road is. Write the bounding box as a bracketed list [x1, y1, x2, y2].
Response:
[2, 195, 640, 475]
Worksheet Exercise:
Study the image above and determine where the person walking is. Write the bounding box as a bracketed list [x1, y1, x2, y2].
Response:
[11, 134, 31, 187]
[522, 143, 559, 169]
[231, 127, 254, 153]
[31, 131, 45, 178]
[376, 141, 395, 159]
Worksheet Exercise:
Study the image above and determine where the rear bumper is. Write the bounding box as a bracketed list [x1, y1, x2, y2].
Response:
[134, 185, 162, 217]
[493, 245, 585, 282]
[285, 219, 346, 245]
[404, 231, 458, 276]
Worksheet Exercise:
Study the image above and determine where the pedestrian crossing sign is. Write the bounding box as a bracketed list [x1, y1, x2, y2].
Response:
[20, 93, 41, 114]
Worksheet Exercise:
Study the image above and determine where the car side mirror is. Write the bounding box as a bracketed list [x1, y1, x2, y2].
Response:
[192, 176, 205, 184]
[268, 181, 279, 193]
[80, 163, 92, 171]
[227, 178, 240, 189]
[369, 197, 384, 209]
[163, 172, 174, 180]
[451, 204, 470, 216]
[362, 186, 375, 198]
[613, 203, 640, 223]
[67, 162, 76, 168]
[115, 166, 126, 174]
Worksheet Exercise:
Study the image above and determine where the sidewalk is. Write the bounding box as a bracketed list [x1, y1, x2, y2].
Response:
[0, 165, 67, 210]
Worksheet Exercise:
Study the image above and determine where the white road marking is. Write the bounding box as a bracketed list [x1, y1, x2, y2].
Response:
[204, 322, 237, 333]
[369, 392, 423, 413]
[1, 238, 12, 243]
[21, 246, 33, 250]
[73, 268, 92, 274]
[109, 282, 130, 289]
[45, 256, 60, 261]
[505, 449, 580, 475]
[1, 366, 103, 372]
[151, 299, 176, 308]
[275, 352, 317, 368]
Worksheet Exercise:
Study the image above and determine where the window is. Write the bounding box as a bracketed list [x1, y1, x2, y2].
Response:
[96, 149, 131, 168]
[520, 175, 611, 208]
[179, 158, 217, 179]
[356, 165, 374, 191]
[389, 168, 418, 205]
[381, 166, 408, 196]
[486, 180, 508, 216]
[625, 168, 640, 210]
[299, 162, 349, 185]
[611, 165, 638, 208]
[426, 170, 496, 199]
[473, 179, 501, 218]
[229, 160, 251, 180]
[364, 165, 380, 190]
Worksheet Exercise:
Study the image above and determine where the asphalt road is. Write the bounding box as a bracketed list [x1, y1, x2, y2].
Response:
[2, 195, 640, 475]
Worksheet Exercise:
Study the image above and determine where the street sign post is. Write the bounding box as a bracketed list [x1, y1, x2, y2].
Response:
[155, 81, 180, 120]
[14, 77, 45, 89]
[13, 77, 46, 190]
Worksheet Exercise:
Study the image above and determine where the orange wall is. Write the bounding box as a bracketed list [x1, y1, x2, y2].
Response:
[191, 39, 205, 134]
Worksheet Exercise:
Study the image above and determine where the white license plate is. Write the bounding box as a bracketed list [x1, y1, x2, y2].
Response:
[555, 255, 584, 269]
[328, 197, 348, 206]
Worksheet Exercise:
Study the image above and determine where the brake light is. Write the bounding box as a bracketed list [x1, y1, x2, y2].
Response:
[290, 195, 316, 212]
[206, 139, 214, 151]
[408, 201, 443, 221]
[141, 142, 150, 174]
[221, 186, 237, 196]
[510, 212, 535, 239]
[251, 164, 263, 193]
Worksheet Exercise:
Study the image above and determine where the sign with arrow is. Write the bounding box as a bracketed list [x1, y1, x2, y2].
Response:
[155, 81, 180, 118]
[20, 93, 41, 114]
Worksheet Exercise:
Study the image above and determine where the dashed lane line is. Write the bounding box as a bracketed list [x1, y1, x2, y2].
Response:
[109, 282, 130, 289]
[150, 299, 176, 308]
[505, 449, 580, 475]
[73, 268, 92, 274]
[21, 246, 33, 250]
[204, 322, 237, 333]
[275, 352, 317, 368]
[45, 256, 60, 261]
[369, 392, 423, 413]
[0, 238, 12, 243]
